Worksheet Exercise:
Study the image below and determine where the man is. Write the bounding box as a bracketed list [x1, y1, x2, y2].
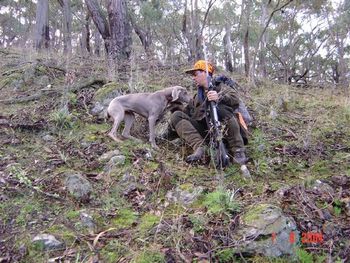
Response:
[166, 60, 248, 165]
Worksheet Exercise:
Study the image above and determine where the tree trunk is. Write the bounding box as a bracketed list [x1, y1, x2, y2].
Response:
[94, 28, 101, 56]
[81, 13, 91, 56]
[223, 24, 233, 72]
[62, 0, 72, 54]
[107, 0, 132, 60]
[258, 1, 268, 78]
[34, 0, 49, 50]
[85, 0, 132, 61]
[242, 0, 250, 78]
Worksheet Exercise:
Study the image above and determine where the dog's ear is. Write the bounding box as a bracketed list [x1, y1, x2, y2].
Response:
[171, 87, 181, 102]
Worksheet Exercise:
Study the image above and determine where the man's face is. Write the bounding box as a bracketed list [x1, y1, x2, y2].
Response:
[192, 70, 208, 89]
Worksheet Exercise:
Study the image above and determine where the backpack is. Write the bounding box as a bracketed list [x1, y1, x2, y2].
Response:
[213, 75, 253, 126]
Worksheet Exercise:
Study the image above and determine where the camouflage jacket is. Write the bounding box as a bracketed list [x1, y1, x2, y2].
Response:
[184, 80, 240, 121]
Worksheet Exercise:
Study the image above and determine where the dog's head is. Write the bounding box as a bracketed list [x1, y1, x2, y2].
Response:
[170, 86, 191, 103]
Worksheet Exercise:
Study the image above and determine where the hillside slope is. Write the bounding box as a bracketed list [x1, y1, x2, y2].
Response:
[1, 49, 349, 262]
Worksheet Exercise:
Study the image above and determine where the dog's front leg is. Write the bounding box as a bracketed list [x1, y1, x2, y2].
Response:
[148, 116, 159, 149]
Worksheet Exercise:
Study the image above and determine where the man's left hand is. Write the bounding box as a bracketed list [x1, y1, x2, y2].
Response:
[207, 90, 219, 102]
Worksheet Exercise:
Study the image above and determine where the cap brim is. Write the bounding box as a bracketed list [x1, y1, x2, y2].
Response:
[184, 68, 197, 74]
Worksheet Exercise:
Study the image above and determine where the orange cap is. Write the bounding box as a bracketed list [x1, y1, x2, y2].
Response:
[185, 60, 214, 75]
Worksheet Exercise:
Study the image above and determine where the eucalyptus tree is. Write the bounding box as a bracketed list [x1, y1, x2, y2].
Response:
[85, 0, 132, 61]
[129, 0, 163, 60]
[57, 0, 72, 54]
[324, 0, 350, 86]
[34, 0, 49, 50]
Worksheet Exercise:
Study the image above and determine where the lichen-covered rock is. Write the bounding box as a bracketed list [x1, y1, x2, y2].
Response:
[91, 82, 125, 118]
[234, 203, 298, 258]
[32, 234, 64, 251]
[65, 173, 93, 202]
[166, 185, 204, 206]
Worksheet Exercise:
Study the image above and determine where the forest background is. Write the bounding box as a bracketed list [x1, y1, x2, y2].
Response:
[1, 0, 349, 87]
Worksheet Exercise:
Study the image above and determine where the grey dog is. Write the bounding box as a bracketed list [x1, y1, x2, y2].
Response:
[107, 86, 191, 149]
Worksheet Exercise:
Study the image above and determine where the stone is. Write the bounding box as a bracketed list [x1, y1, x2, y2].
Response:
[80, 212, 96, 233]
[65, 174, 93, 201]
[166, 185, 204, 206]
[108, 155, 126, 166]
[90, 101, 105, 117]
[32, 234, 64, 251]
[310, 180, 334, 195]
[42, 134, 54, 142]
[233, 203, 298, 258]
[98, 150, 121, 162]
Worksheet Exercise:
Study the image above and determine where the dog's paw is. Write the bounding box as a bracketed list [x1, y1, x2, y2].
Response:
[108, 133, 123, 143]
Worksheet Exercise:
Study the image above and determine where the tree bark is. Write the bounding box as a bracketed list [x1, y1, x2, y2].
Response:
[85, 0, 132, 61]
[34, 0, 49, 50]
[223, 24, 233, 72]
[62, 0, 72, 54]
[242, 0, 250, 78]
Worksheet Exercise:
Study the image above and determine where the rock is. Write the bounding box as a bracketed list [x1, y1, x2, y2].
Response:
[32, 234, 64, 251]
[121, 171, 136, 183]
[310, 180, 334, 195]
[42, 134, 54, 142]
[90, 101, 105, 117]
[91, 82, 123, 118]
[234, 203, 298, 257]
[98, 150, 121, 162]
[143, 148, 153, 160]
[240, 165, 251, 179]
[269, 156, 282, 165]
[341, 197, 350, 216]
[108, 155, 126, 166]
[275, 186, 291, 198]
[166, 185, 204, 206]
[65, 174, 93, 202]
[80, 212, 96, 233]
[269, 109, 278, 119]
[257, 144, 265, 152]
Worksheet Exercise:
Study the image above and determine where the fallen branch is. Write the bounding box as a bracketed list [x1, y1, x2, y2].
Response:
[0, 78, 106, 104]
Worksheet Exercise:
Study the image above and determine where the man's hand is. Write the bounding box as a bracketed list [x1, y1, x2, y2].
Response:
[207, 90, 219, 102]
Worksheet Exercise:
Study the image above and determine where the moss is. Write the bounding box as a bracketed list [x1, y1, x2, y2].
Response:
[138, 213, 160, 235]
[112, 208, 138, 229]
[65, 209, 80, 220]
[241, 204, 274, 225]
[100, 240, 129, 263]
[94, 81, 128, 101]
[143, 161, 159, 173]
[133, 249, 165, 263]
[84, 122, 110, 133]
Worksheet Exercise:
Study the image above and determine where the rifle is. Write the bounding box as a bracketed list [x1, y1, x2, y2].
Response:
[205, 73, 230, 169]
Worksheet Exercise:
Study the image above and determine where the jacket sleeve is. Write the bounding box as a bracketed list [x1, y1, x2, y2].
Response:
[217, 84, 240, 110]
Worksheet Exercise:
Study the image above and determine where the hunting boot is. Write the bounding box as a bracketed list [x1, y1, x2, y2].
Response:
[225, 116, 248, 165]
[174, 119, 205, 163]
